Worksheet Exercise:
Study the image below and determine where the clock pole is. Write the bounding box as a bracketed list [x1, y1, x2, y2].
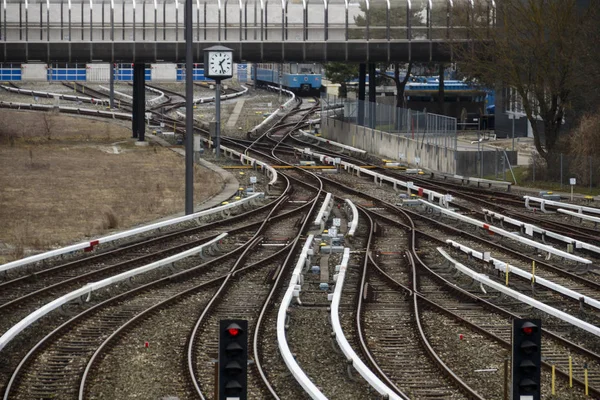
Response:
[215, 78, 221, 159]
[203, 45, 233, 160]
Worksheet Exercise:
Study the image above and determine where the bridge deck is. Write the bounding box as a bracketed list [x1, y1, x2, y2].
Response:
[0, 0, 494, 63]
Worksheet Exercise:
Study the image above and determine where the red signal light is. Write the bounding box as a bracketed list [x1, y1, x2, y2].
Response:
[522, 326, 533, 335]
[228, 328, 240, 337]
[521, 321, 537, 335]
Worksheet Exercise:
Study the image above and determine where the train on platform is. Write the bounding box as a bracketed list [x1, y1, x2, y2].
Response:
[251, 63, 322, 94]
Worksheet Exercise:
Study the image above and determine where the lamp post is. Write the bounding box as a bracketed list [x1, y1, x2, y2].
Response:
[185, 0, 193, 214]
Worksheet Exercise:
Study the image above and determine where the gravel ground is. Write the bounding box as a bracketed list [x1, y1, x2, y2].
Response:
[86, 290, 215, 400]
[286, 210, 376, 399]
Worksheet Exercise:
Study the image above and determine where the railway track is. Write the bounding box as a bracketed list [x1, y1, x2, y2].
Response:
[2, 175, 319, 399]
[0, 198, 280, 331]
[289, 130, 600, 245]
[3, 82, 600, 399]
[188, 185, 319, 398]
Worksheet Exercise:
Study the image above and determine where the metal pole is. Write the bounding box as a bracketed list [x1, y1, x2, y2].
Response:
[185, 0, 194, 215]
[278, 63, 282, 99]
[358, 63, 366, 126]
[512, 117, 515, 151]
[560, 153, 563, 189]
[590, 156, 593, 193]
[215, 79, 221, 159]
[109, 63, 115, 108]
[132, 65, 138, 138]
[503, 358, 509, 400]
[368, 63, 376, 129]
[495, 148, 498, 178]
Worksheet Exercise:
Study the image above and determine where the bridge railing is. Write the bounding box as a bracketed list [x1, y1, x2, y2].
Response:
[0, 0, 495, 43]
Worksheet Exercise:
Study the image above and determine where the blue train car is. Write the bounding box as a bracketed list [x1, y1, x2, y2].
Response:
[251, 63, 321, 94]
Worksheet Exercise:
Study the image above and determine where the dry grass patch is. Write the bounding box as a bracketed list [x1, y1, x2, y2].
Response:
[0, 110, 224, 262]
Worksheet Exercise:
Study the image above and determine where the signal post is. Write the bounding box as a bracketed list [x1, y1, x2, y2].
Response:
[512, 319, 542, 400]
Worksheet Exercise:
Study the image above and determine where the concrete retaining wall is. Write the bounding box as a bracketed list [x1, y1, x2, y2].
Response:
[321, 117, 457, 174]
[21, 63, 46, 81]
[151, 64, 177, 81]
[322, 117, 518, 177]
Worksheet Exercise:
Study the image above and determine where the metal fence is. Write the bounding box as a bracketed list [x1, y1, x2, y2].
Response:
[527, 152, 600, 194]
[321, 93, 458, 148]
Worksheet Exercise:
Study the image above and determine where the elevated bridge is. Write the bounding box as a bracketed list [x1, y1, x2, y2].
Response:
[1, 0, 495, 63]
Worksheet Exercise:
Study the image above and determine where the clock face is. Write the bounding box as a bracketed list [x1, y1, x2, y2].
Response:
[208, 52, 233, 77]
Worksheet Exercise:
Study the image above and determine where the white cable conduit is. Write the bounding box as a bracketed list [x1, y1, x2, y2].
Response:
[0, 101, 131, 119]
[249, 85, 295, 134]
[0, 233, 227, 352]
[483, 209, 600, 255]
[294, 147, 449, 206]
[344, 199, 358, 237]
[277, 235, 327, 399]
[420, 200, 591, 264]
[1, 84, 108, 105]
[0, 193, 263, 275]
[557, 208, 600, 225]
[144, 85, 165, 107]
[428, 171, 512, 189]
[437, 248, 600, 338]
[200, 137, 278, 187]
[99, 85, 132, 100]
[98, 85, 165, 107]
[330, 248, 404, 399]
[298, 129, 366, 155]
[524, 196, 600, 215]
[193, 85, 249, 104]
[313, 193, 333, 229]
[446, 239, 600, 311]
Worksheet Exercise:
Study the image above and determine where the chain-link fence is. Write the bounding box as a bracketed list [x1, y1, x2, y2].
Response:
[321, 93, 457, 148]
[526, 152, 600, 194]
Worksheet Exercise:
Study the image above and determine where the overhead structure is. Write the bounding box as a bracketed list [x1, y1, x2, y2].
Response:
[0, 0, 497, 63]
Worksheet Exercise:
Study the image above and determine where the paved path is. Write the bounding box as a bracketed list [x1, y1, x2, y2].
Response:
[226, 99, 246, 129]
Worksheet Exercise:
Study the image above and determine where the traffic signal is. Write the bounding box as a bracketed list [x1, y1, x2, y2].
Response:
[512, 319, 542, 400]
[218, 319, 248, 400]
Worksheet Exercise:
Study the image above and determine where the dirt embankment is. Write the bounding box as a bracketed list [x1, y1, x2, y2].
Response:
[0, 110, 224, 263]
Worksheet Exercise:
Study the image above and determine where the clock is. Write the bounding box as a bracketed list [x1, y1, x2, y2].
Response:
[203, 45, 234, 79]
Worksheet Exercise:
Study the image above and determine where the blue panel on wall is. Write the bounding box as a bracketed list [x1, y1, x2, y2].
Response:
[176, 68, 210, 81]
[47, 68, 86, 81]
[0, 68, 22, 81]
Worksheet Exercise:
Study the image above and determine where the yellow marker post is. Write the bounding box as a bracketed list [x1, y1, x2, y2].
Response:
[551, 365, 556, 395]
[531, 260, 536, 285]
[505, 262, 509, 286]
[569, 355, 573, 388]
[585, 365, 589, 396]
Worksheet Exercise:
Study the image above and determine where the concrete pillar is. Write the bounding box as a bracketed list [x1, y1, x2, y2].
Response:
[133, 63, 146, 141]
[368, 63, 376, 129]
[358, 63, 366, 127]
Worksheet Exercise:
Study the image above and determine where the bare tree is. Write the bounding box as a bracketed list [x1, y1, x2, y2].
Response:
[455, 0, 599, 161]
[41, 113, 53, 140]
[569, 107, 600, 185]
[376, 62, 413, 109]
